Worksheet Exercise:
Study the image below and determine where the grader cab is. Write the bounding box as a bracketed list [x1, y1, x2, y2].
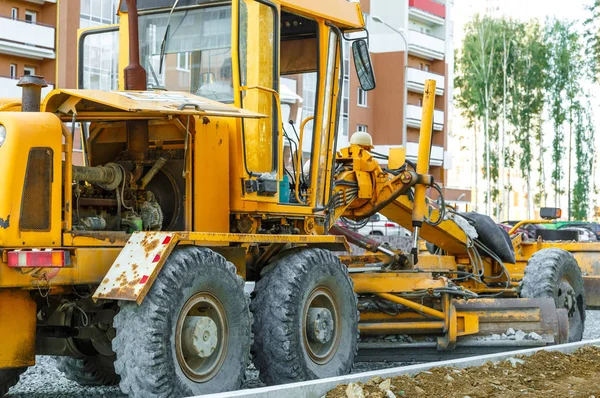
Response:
[0, 0, 588, 397]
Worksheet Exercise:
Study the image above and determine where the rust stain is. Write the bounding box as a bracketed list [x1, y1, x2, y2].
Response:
[102, 278, 110, 284]
[131, 263, 138, 272]
[100, 278, 140, 300]
[144, 238, 160, 253]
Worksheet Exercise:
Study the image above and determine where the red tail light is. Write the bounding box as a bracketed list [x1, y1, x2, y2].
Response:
[385, 223, 396, 227]
[7, 250, 70, 268]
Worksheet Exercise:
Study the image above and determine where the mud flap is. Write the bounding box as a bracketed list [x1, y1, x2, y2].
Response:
[0, 290, 36, 369]
[92, 232, 179, 304]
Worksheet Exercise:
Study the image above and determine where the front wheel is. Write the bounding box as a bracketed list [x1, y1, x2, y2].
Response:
[112, 247, 251, 397]
[251, 248, 358, 385]
[0, 368, 26, 397]
[520, 248, 586, 342]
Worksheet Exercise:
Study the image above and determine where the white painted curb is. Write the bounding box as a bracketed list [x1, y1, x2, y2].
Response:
[194, 339, 600, 398]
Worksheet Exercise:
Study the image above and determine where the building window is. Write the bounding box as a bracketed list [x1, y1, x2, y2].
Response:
[357, 87, 367, 107]
[11, 8, 18, 20]
[25, 10, 37, 23]
[340, 39, 351, 136]
[357, 124, 368, 133]
[80, 0, 119, 28]
[23, 66, 35, 76]
[418, 98, 423, 106]
[424, 64, 430, 72]
[177, 52, 190, 71]
[9, 64, 17, 79]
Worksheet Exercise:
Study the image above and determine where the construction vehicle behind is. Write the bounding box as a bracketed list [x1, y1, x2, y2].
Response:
[0, 0, 588, 397]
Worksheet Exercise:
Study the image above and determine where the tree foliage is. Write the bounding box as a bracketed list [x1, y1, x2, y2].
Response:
[456, 15, 595, 220]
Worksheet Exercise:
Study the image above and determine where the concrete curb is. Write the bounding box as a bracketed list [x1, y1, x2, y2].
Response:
[195, 339, 600, 398]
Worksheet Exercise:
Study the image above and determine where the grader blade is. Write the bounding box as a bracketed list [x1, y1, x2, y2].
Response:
[357, 297, 568, 363]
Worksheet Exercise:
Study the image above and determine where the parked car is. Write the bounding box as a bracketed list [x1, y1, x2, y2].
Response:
[557, 222, 600, 241]
[559, 227, 598, 242]
[361, 214, 411, 237]
[340, 214, 411, 237]
[501, 220, 546, 240]
[498, 223, 529, 237]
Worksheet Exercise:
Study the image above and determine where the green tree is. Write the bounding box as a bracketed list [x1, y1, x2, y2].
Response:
[544, 20, 581, 210]
[571, 100, 595, 220]
[509, 21, 548, 219]
[455, 15, 504, 216]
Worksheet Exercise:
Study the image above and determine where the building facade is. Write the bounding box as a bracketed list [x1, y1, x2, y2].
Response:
[0, 0, 60, 98]
[344, 0, 470, 206]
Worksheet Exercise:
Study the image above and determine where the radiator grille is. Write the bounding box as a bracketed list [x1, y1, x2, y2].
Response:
[20, 148, 53, 231]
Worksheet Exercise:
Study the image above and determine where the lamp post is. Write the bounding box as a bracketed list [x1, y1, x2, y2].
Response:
[372, 16, 408, 149]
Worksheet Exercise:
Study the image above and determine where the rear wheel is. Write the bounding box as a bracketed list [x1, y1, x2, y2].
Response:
[55, 355, 119, 386]
[251, 248, 358, 385]
[520, 248, 586, 342]
[112, 247, 251, 397]
[0, 368, 26, 397]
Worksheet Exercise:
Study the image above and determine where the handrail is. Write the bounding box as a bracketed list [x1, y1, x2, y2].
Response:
[406, 66, 445, 79]
[0, 14, 55, 29]
[294, 116, 314, 204]
[408, 28, 445, 42]
[509, 220, 553, 236]
[239, 85, 282, 177]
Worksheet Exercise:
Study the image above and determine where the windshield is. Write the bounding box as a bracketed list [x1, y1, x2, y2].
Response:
[139, 5, 233, 102]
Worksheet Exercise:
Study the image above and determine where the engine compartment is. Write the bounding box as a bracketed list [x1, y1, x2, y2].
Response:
[72, 149, 186, 233]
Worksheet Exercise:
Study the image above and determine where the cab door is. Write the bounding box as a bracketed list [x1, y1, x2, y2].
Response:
[233, 0, 281, 203]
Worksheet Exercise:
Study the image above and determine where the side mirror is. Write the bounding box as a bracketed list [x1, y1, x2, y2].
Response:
[352, 39, 376, 91]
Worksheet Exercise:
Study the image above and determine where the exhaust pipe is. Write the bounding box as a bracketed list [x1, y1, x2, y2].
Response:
[124, 0, 147, 91]
[17, 75, 48, 112]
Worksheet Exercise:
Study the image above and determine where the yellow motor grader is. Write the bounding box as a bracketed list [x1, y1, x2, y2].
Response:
[0, 0, 587, 397]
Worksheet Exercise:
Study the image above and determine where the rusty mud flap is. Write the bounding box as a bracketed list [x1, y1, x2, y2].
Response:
[93, 232, 178, 304]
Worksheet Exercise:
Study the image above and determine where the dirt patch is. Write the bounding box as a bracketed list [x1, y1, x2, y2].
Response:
[327, 346, 600, 398]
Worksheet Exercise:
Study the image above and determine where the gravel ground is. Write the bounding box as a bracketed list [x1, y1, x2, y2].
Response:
[8, 310, 600, 397]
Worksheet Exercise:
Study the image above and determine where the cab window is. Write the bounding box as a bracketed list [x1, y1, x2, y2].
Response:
[139, 5, 234, 102]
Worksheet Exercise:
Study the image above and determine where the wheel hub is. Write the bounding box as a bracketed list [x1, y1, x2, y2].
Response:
[307, 308, 334, 344]
[302, 287, 341, 365]
[182, 316, 218, 359]
[175, 293, 228, 383]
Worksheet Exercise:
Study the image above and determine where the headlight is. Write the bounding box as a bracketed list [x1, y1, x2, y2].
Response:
[0, 125, 5, 148]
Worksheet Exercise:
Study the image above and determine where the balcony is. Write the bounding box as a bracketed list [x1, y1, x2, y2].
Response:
[409, 0, 446, 25]
[408, 30, 445, 61]
[0, 17, 55, 60]
[406, 104, 444, 131]
[406, 67, 445, 96]
[0, 76, 54, 99]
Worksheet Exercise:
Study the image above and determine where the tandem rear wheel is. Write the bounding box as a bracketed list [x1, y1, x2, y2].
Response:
[251, 248, 359, 385]
[111, 246, 252, 398]
[520, 248, 586, 342]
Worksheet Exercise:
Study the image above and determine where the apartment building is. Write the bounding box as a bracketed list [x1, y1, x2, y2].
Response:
[0, 0, 60, 98]
[344, 0, 470, 207]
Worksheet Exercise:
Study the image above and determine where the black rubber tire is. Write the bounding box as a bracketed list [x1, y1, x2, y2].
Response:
[520, 248, 586, 342]
[0, 368, 25, 397]
[251, 248, 358, 385]
[370, 231, 384, 236]
[55, 355, 119, 386]
[112, 246, 251, 398]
